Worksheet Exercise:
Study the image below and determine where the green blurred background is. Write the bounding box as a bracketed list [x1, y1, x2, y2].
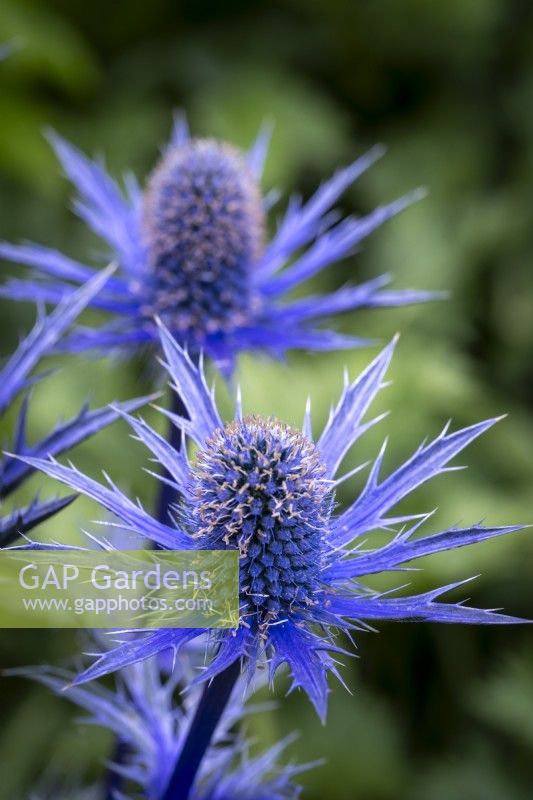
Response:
[0, 1, 532, 797]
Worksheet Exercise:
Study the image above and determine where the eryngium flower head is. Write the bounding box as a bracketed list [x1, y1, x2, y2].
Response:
[20, 323, 527, 719]
[0, 116, 438, 374]
[193, 417, 331, 619]
[143, 139, 264, 342]
[20, 654, 308, 800]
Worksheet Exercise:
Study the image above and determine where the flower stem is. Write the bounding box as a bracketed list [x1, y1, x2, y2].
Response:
[156, 387, 188, 523]
[104, 386, 188, 799]
[103, 738, 130, 800]
[161, 660, 241, 800]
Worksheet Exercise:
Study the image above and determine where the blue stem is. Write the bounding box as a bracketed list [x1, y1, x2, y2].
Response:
[156, 388, 187, 524]
[104, 387, 187, 800]
[103, 738, 131, 799]
[161, 660, 241, 800]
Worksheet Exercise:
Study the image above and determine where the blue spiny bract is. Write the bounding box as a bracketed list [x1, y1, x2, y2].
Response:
[19, 654, 308, 800]
[0, 269, 148, 547]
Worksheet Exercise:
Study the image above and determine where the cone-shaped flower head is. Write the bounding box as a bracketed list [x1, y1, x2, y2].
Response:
[18, 324, 527, 720]
[0, 117, 439, 373]
[143, 139, 264, 342]
[193, 417, 331, 621]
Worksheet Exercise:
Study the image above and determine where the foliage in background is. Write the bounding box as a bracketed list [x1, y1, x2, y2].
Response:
[0, 1, 532, 797]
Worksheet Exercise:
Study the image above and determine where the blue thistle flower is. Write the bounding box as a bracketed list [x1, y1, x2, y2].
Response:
[18, 323, 527, 720]
[0, 117, 438, 373]
[0, 269, 149, 546]
[18, 653, 308, 800]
